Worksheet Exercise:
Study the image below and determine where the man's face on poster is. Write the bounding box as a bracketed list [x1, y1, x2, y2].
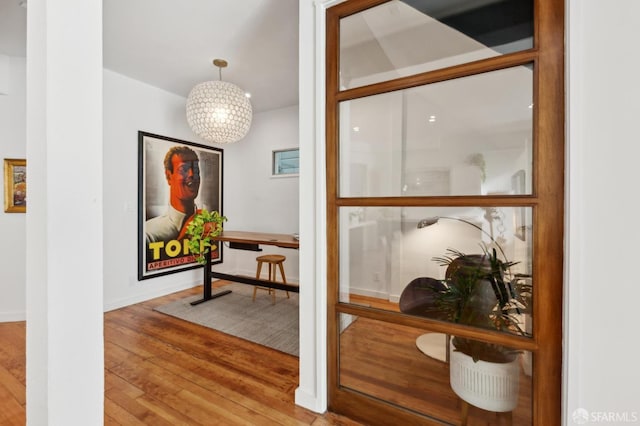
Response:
[167, 151, 201, 203]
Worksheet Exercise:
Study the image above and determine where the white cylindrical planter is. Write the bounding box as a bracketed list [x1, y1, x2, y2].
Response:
[449, 346, 520, 412]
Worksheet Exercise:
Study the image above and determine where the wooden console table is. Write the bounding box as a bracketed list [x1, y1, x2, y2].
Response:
[190, 230, 300, 305]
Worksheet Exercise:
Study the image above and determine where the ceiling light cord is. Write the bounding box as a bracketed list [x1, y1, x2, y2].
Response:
[213, 58, 227, 81]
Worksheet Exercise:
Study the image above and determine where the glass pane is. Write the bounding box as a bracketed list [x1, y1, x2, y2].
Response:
[339, 65, 533, 198]
[272, 148, 299, 175]
[339, 206, 533, 337]
[338, 314, 533, 424]
[339, 0, 533, 89]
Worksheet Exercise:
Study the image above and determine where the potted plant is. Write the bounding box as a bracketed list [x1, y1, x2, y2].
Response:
[184, 208, 227, 264]
[183, 209, 228, 306]
[429, 246, 532, 413]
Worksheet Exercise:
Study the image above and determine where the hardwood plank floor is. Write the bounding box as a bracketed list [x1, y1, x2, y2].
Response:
[0, 285, 531, 425]
[338, 316, 532, 425]
[341, 294, 532, 425]
[0, 283, 362, 425]
[0, 320, 26, 426]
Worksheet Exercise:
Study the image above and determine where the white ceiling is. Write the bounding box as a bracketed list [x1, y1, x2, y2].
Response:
[0, 0, 299, 113]
[0, 0, 531, 138]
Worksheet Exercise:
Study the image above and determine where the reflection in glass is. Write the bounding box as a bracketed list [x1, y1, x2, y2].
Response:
[339, 0, 533, 89]
[339, 66, 533, 197]
[338, 313, 533, 424]
[339, 206, 533, 336]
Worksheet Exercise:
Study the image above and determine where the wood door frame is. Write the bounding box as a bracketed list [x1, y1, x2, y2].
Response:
[325, 0, 564, 424]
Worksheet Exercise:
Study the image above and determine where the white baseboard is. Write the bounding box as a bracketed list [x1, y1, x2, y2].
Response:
[103, 280, 199, 312]
[348, 287, 387, 299]
[388, 294, 400, 303]
[103, 270, 300, 313]
[295, 386, 326, 413]
[0, 310, 26, 322]
[348, 287, 400, 303]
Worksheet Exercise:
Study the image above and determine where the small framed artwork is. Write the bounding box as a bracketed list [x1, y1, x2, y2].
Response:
[138, 132, 223, 280]
[272, 148, 299, 177]
[4, 158, 26, 213]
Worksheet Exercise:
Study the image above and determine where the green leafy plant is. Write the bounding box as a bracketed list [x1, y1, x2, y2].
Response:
[184, 209, 227, 265]
[430, 246, 532, 363]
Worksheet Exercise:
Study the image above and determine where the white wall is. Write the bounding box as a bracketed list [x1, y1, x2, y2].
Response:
[0, 66, 300, 317]
[8, 0, 639, 422]
[102, 69, 205, 310]
[216, 105, 300, 281]
[103, 70, 299, 311]
[26, 0, 104, 421]
[295, 0, 327, 412]
[0, 56, 26, 321]
[565, 0, 640, 422]
[0, 54, 10, 95]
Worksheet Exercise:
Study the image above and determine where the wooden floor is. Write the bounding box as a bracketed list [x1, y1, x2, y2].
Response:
[0, 286, 531, 425]
[341, 295, 532, 425]
[0, 283, 362, 426]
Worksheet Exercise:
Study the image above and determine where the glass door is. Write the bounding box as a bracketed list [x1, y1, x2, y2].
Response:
[326, 0, 564, 424]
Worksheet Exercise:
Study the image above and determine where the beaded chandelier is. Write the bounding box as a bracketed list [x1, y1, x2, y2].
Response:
[186, 59, 252, 144]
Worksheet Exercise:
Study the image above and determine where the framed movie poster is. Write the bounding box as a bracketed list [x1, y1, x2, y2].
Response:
[138, 131, 223, 280]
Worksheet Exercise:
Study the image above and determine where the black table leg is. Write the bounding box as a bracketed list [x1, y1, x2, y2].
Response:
[190, 249, 232, 305]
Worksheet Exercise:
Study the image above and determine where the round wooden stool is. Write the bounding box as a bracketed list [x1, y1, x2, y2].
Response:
[254, 254, 290, 304]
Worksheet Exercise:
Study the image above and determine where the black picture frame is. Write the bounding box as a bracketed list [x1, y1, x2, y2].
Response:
[137, 131, 223, 280]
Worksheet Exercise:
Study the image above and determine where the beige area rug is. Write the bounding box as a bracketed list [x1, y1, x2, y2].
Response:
[154, 283, 299, 356]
